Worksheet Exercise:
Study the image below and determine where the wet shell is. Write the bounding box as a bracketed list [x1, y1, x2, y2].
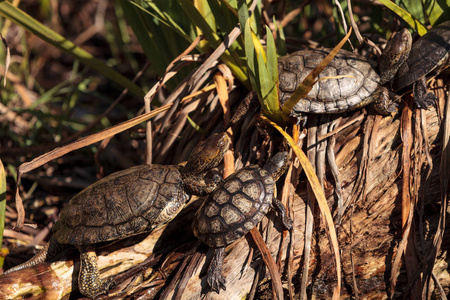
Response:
[193, 165, 274, 248]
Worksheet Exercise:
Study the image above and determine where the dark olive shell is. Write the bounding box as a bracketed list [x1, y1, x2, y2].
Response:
[394, 21, 450, 91]
[193, 165, 274, 248]
[53, 165, 188, 246]
[278, 48, 380, 113]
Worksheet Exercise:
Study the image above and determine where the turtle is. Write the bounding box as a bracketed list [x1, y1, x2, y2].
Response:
[277, 29, 412, 116]
[393, 20, 450, 108]
[192, 152, 293, 293]
[4, 132, 231, 299]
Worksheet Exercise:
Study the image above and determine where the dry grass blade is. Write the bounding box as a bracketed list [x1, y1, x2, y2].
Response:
[302, 116, 317, 300]
[189, 25, 241, 88]
[390, 99, 417, 297]
[249, 227, 283, 300]
[261, 116, 341, 299]
[326, 118, 343, 223]
[214, 72, 231, 125]
[144, 36, 204, 164]
[318, 113, 364, 141]
[213, 69, 236, 179]
[144, 35, 204, 105]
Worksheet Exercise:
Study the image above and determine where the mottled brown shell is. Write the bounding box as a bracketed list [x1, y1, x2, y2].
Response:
[278, 48, 380, 113]
[193, 165, 274, 248]
[53, 165, 188, 246]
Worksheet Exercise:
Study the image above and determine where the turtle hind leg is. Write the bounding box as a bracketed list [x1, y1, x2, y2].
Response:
[4, 236, 64, 274]
[78, 246, 114, 298]
[207, 247, 226, 293]
[413, 76, 437, 109]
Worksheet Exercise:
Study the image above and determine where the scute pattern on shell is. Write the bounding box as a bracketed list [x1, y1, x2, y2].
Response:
[54, 164, 189, 246]
[278, 48, 380, 113]
[193, 165, 274, 248]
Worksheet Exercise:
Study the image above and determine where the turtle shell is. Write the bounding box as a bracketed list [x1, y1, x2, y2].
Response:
[278, 48, 380, 114]
[193, 165, 274, 248]
[53, 164, 188, 246]
[394, 21, 450, 91]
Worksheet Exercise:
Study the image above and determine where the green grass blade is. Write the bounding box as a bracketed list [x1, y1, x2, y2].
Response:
[178, 0, 220, 47]
[264, 27, 284, 122]
[194, 0, 216, 33]
[377, 0, 427, 35]
[275, 17, 287, 56]
[177, 0, 248, 86]
[0, 1, 144, 98]
[125, 0, 192, 42]
[244, 18, 259, 99]
[120, 0, 173, 77]
[244, 20, 284, 123]
[266, 26, 278, 83]
[0, 159, 6, 265]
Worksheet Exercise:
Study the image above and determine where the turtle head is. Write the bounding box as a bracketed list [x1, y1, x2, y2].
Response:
[379, 28, 412, 85]
[263, 152, 290, 181]
[183, 132, 231, 175]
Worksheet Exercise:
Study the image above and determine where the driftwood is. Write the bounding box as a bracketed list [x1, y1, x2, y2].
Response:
[1, 90, 448, 299]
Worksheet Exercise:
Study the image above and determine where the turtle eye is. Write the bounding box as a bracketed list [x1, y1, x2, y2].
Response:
[218, 140, 225, 147]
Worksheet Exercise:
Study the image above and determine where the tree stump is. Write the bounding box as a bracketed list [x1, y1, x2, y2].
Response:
[1, 95, 448, 299]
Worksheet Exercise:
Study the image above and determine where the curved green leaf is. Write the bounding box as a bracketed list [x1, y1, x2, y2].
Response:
[0, 159, 6, 268]
[378, 0, 428, 35]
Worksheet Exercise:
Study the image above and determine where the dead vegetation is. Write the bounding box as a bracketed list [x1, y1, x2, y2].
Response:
[1, 1, 449, 300]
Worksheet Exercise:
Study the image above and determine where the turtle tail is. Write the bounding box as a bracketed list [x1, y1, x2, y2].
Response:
[4, 236, 64, 274]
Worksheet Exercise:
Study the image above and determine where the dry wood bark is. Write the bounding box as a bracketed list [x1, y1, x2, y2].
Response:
[1, 99, 447, 299]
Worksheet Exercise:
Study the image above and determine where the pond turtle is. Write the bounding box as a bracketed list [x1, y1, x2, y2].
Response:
[5, 132, 230, 298]
[393, 21, 450, 108]
[278, 29, 412, 115]
[193, 152, 293, 293]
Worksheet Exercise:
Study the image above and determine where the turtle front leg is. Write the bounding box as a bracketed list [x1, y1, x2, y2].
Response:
[78, 246, 114, 298]
[271, 198, 293, 230]
[207, 247, 226, 293]
[373, 87, 398, 115]
[413, 75, 437, 109]
[184, 173, 224, 195]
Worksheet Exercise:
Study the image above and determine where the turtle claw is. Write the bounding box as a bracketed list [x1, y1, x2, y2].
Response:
[79, 277, 114, 299]
[206, 247, 226, 293]
[207, 271, 226, 293]
[415, 93, 437, 109]
[413, 76, 437, 109]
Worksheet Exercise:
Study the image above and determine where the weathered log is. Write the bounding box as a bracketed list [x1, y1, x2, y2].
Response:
[1, 100, 446, 299]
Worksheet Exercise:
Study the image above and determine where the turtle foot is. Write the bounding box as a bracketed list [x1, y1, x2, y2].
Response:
[206, 247, 226, 293]
[80, 277, 115, 299]
[415, 92, 437, 109]
[413, 77, 437, 109]
[207, 269, 226, 293]
[79, 247, 115, 298]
